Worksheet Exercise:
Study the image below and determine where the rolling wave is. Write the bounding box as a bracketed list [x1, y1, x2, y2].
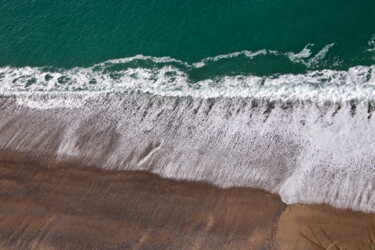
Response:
[0, 45, 374, 109]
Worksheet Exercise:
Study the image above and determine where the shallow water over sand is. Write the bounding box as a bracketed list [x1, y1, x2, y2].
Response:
[0, 92, 374, 212]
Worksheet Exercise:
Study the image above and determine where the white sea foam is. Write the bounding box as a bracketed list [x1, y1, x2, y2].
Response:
[191, 49, 268, 68]
[97, 55, 189, 67]
[283, 43, 336, 68]
[0, 62, 374, 109]
[368, 35, 375, 52]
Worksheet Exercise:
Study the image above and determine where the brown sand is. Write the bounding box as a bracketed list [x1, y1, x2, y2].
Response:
[277, 204, 375, 249]
[0, 151, 374, 250]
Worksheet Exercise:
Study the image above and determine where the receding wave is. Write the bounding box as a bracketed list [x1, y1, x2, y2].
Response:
[0, 50, 374, 213]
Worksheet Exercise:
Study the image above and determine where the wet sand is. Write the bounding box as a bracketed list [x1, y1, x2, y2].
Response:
[0, 151, 374, 249]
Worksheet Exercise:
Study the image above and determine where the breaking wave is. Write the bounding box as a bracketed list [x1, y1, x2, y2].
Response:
[0, 45, 374, 108]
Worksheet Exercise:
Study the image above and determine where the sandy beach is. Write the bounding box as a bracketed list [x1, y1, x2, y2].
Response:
[0, 151, 373, 249]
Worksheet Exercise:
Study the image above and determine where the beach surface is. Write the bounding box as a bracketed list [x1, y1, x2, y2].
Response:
[0, 151, 373, 250]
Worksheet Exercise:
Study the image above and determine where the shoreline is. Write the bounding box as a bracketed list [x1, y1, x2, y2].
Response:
[0, 151, 373, 249]
[0, 94, 374, 213]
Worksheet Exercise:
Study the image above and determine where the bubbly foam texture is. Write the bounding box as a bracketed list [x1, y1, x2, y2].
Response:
[191, 49, 268, 68]
[368, 35, 375, 51]
[0, 49, 374, 212]
[0, 51, 374, 109]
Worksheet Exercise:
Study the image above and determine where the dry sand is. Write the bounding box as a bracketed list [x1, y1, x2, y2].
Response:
[0, 151, 373, 249]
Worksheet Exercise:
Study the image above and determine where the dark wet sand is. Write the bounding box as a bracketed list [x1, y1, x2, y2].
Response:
[0, 151, 373, 250]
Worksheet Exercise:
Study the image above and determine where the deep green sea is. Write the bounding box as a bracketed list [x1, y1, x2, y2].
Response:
[0, 0, 374, 73]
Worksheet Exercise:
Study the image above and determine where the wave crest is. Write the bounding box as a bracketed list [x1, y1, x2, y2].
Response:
[0, 58, 374, 106]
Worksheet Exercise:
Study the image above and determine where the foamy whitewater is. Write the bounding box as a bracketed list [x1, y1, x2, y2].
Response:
[0, 47, 374, 212]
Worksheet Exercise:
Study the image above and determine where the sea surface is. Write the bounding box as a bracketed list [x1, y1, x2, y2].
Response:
[0, 0, 374, 212]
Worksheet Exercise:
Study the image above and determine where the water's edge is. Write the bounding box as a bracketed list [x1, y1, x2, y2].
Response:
[0, 91, 374, 212]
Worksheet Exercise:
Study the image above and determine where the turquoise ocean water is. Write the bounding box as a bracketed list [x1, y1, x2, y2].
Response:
[0, 0, 374, 73]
